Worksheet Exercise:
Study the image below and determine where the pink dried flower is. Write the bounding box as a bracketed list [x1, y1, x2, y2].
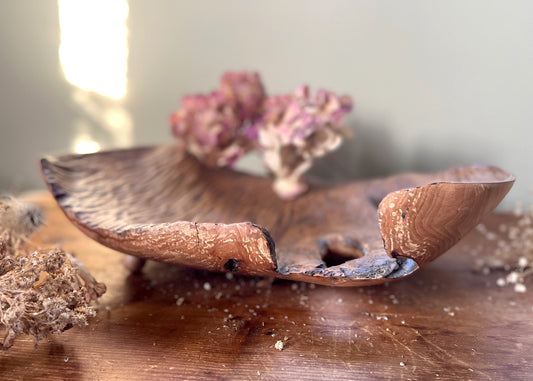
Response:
[169, 73, 353, 199]
[220, 71, 266, 121]
[170, 71, 266, 167]
[255, 86, 353, 199]
[170, 92, 246, 167]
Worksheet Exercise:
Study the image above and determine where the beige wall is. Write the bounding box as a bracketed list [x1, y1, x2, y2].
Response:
[1, 0, 531, 208]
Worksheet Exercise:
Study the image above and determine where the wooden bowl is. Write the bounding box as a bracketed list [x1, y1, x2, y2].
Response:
[41, 145, 514, 286]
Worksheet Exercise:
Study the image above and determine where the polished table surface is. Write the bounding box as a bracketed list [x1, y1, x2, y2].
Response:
[1, 193, 531, 380]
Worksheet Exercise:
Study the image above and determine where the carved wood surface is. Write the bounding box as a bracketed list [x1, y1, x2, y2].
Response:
[2, 193, 531, 380]
[40, 144, 514, 286]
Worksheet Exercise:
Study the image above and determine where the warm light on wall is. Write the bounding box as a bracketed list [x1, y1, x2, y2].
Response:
[58, 0, 129, 99]
[73, 138, 102, 154]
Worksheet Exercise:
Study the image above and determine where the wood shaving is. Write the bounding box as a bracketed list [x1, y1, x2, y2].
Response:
[474, 206, 532, 292]
[0, 197, 105, 349]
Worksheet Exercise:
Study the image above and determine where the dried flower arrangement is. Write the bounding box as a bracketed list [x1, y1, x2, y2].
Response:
[474, 205, 532, 293]
[170, 71, 353, 199]
[0, 196, 105, 349]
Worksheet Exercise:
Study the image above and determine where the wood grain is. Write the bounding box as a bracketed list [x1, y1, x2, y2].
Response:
[378, 167, 514, 266]
[40, 144, 514, 286]
[1, 193, 531, 380]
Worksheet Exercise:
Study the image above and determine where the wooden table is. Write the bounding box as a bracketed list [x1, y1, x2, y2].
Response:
[1, 193, 531, 380]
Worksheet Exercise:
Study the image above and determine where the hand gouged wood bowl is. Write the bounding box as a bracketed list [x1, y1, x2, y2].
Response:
[41, 145, 514, 286]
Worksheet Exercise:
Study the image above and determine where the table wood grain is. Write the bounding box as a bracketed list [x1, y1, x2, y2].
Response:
[1, 193, 531, 380]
